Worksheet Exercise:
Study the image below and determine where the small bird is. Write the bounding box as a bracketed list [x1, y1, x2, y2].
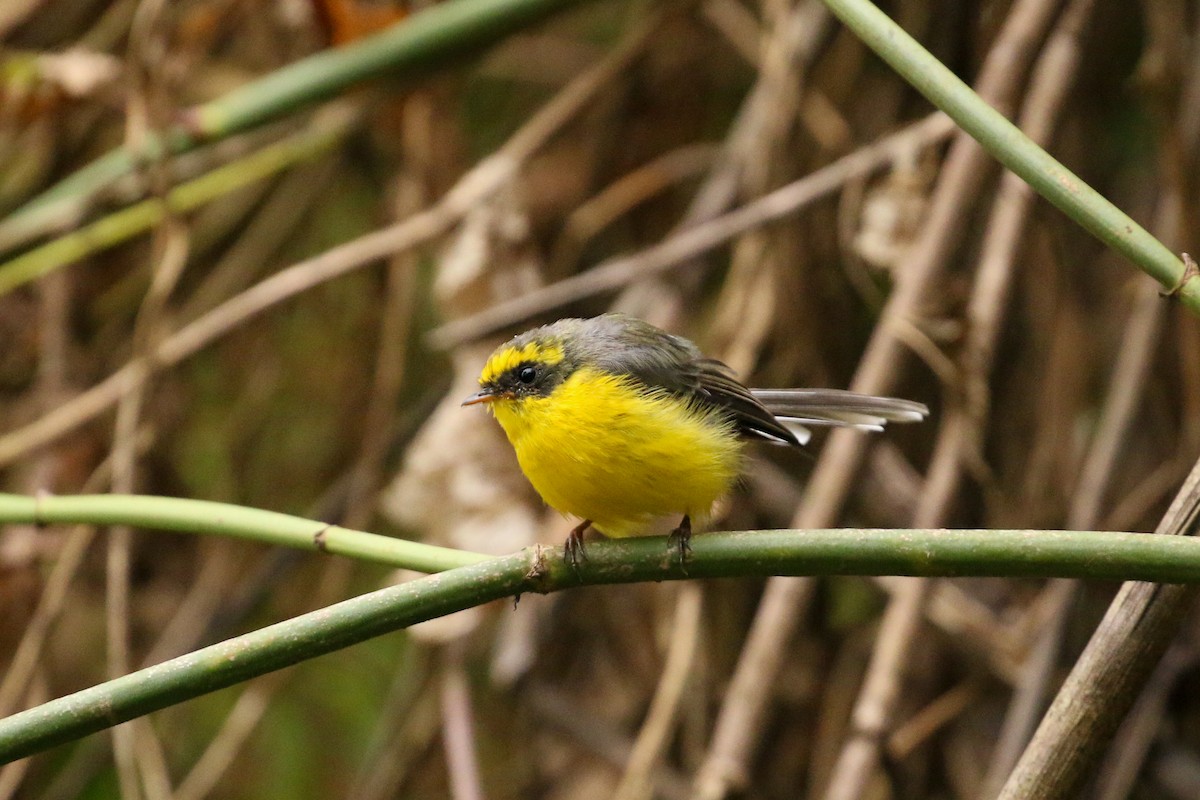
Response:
[463, 314, 927, 565]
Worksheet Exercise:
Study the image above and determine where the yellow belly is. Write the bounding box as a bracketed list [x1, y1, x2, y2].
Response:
[491, 368, 743, 537]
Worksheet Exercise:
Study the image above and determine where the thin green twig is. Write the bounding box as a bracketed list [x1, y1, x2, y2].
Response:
[2, 518, 1200, 763]
[0, 104, 360, 297]
[0, 0, 600, 255]
[0, 493, 486, 573]
[819, 0, 1200, 314]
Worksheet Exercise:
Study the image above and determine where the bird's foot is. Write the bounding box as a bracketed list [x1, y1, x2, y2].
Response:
[565, 520, 592, 572]
[668, 515, 693, 570]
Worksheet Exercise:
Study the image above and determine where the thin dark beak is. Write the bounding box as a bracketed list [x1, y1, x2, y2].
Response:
[461, 390, 496, 407]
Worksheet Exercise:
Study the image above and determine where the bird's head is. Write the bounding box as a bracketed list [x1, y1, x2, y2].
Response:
[462, 329, 577, 412]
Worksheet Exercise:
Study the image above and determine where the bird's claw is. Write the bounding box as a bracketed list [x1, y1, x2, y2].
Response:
[565, 520, 592, 573]
[668, 515, 693, 571]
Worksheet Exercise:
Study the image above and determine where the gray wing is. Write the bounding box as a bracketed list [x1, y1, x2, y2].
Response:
[690, 359, 804, 445]
[577, 315, 803, 445]
[579, 314, 927, 447]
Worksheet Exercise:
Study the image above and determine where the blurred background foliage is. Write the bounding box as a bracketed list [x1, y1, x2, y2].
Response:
[1, 0, 1199, 798]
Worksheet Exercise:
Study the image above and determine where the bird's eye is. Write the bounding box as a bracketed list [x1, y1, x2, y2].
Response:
[517, 365, 538, 384]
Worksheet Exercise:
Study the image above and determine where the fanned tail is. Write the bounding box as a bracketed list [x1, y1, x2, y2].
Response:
[749, 388, 928, 445]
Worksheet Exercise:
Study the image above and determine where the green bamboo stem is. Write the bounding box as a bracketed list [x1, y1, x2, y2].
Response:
[0, 106, 358, 297]
[0, 493, 486, 573]
[0, 0, 600, 254]
[187, 0, 598, 138]
[3, 525, 1200, 763]
[819, 0, 1200, 314]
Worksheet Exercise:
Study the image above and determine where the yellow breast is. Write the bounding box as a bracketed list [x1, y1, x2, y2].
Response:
[490, 368, 743, 537]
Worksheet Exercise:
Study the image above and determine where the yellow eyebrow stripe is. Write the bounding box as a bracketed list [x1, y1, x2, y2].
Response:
[480, 341, 564, 384]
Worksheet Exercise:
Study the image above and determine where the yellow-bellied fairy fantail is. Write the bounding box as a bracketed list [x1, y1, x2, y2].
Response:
[464, 313, 927, 565]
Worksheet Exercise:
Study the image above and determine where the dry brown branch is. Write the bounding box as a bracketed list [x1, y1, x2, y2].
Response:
[441, 644, 485, 800]
[0, 525, 94, 721]
[981, 272, 1170, 795]
[173, 677, 283, 800]
[613, 584, 701, 800]
[978, 578, 1076, 797]
[821, 577, 932, 800]
[0, 167, 79, 735]
[701, 2, 1070, 797]
[692, 576, 817, 799]
[351, 670, 443, 800]
[527, 686, 692, 800]
[825, 1, 1098, 790]
[0, 113, 952, 473]
[989, 4, 1200, 794]
[706, 0, 831, 377]
[698, 0, 761, 65]
[0, 12, 666, 470]
[996, 456, 1200, 798]
[179, 157, 339, 321]
[547, 143, 718, 277]
[886, 678, 981, 760]
[106, 4, 187, 794]
[1092, 636, 1200, 800]
[427, 112, 953, 350]
[5, 2, 1200, 797]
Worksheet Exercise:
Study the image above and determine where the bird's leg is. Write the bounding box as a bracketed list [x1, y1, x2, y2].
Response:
[668, 515, 693, 567]
[565, 520, 592, 570]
